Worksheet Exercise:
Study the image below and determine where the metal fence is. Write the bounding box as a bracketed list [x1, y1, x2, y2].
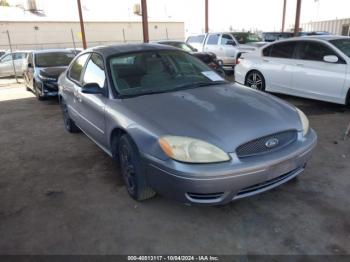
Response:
[0, 22, 185, 51]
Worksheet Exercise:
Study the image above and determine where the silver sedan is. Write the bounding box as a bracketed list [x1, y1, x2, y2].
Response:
[58, 44, 317, 205]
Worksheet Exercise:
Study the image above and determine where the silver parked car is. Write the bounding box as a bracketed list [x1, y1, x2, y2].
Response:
[58, 44, 317, 205]
[0, 51, 29, 77]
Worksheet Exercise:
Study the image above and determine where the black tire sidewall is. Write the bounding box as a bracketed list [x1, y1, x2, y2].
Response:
[118, 135, 145, 200]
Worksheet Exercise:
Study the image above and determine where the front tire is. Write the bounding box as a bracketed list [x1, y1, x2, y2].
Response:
[60, 99, 80, 133]
[118, 134, 155, 201]
[34, 82, 45, 101]
[245, 71, 265, 91]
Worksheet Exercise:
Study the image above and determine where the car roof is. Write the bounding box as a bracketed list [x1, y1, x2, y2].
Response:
[300, 35, 350, 41]
[266, 35, 349, 44]
[87, 43, 179, 56]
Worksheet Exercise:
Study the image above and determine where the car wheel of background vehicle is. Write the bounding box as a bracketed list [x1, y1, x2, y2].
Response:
[60, 98, 80, 133]
[24, 75, 30, 91]
[118, 134, 156, 201]
[34, 82, 45, 101]
[245, 71, 265, 91]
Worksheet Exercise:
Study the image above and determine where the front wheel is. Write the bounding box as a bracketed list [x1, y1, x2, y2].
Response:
[118, 134, 156, 201]
[245, 71, 265, 91]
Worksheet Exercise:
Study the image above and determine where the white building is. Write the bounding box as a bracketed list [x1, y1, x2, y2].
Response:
[0, 1, 185, 50]
[301, 18, 350, 36]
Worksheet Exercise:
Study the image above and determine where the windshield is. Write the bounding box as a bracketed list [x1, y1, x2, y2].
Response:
[35, 52, 76, 67]
[109, 50, 226, 97]
[330, 39, 350, 58]
[232, 33, 262, 44]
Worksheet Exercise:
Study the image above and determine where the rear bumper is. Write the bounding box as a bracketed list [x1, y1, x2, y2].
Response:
[144, 129, 317, 205]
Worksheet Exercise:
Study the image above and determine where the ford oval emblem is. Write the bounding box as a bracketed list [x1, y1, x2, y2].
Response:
[265, 138, 279, 148]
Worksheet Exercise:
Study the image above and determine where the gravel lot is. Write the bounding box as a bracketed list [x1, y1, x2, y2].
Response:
[0, 77, 349, 255]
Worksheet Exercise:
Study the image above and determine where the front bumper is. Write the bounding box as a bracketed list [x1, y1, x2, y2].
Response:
[144, 129, 317, 205]
[37, 80, 59, 97]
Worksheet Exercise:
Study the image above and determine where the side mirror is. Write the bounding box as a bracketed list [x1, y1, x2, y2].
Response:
[28, 63, 33, 68]
[81, 83, 103, 94]
[193, 48, 198, 52]
[323, 55, 338, 63]
[226, 40, 236, 46]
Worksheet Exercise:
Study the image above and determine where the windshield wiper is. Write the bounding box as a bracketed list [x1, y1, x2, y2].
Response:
[119, 81, 228, 99]
[173, 81, 228, 91]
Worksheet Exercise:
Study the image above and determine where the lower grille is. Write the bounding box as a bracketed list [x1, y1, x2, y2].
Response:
[187, 192, 224, 201]
[236, 130, 297, 158]
[235, 167, 301, 198]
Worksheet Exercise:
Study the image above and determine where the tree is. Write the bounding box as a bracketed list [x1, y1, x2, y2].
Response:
[0, 0, 10, 7]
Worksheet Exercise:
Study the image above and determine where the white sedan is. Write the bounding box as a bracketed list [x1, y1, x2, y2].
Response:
[235, 36, 350, 105]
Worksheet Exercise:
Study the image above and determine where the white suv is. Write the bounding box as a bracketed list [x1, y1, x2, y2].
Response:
[235, 36, 350, 105]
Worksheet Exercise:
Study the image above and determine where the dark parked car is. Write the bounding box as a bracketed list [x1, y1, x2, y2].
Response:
[156, 40, 225, 77]
[58, 44, 317, 205]
[24, 49, 76, 100]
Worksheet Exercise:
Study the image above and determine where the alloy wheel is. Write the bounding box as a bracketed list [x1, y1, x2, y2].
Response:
[120, 144, 136, 195]
[246, 72, 263, 90]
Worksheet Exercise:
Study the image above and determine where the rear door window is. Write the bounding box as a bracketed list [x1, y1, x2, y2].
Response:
[69, 53, 90, 83]
[206, 34, 220, 45]
[263, 41, 297, 58]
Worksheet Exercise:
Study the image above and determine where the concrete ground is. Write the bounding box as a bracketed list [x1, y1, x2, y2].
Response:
[0, 77, 349, 255]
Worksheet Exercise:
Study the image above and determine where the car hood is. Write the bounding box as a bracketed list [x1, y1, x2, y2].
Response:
[38, 66, 67, 79]
[120, 84, 301, 152]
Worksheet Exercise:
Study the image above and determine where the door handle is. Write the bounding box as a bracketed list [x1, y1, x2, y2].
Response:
[262, 59, 270, 62]
[296, 63, 304, 66]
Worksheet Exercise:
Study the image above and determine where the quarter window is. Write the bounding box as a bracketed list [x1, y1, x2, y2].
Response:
[263, 41, 297, 59]
[207, 34, 220, 45]
[69, 53, 90, 83]
[297, 41, 338, 61]
[82, 54, 106, 88]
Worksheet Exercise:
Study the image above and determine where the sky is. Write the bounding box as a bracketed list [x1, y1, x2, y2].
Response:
[7, 0, 350, 34]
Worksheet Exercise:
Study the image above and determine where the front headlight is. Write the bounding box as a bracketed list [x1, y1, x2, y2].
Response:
[158, 136, 230, 163]
[296, 108, 309, 136]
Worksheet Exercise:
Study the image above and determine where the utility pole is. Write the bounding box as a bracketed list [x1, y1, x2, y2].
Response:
[141, 0, 149, 43]
[77, 0, 87, 49]
[281, 0, 287, 32]
[71, 29, 77, 53]
[205, 0, 209, 33]
[6, 30, 19, 83]
[294, 0, 302, 36]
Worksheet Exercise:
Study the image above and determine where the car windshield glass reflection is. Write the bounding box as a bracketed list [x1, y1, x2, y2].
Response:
[35, 52, 76, 67]
[330, 39, 350, 58]
[109, 50, 226, 98]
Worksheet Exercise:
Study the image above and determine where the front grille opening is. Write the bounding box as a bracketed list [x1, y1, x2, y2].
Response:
[187, 192, 224, 200]
[236, 130, 298, 158]
[237, 168, 297, 196]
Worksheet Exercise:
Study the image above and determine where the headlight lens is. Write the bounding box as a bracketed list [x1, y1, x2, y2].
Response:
[296, 108, 309, 136]
[159, 136, 230, 163]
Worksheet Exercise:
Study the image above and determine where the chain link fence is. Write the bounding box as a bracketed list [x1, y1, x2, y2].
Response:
[0, 22, 185, 51]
